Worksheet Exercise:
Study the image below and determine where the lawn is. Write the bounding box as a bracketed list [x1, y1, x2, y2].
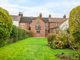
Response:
[0, 37, 76, 60]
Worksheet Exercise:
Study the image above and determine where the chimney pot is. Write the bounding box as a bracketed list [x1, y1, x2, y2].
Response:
[19, 12, 23, 17]
[63, 15, 66, 19]
[39, 13, 42, 18]
[49, 14, 51, 18]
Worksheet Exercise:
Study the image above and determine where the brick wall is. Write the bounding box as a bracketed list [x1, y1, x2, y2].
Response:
[19, 23, 29, 30]
[30, 18, 45, 37]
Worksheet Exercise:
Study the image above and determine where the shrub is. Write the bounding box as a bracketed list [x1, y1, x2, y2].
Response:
[53, 40, 64, 49]
[9, 25, 32, 43]
[9, 25, 18, 43]
[47, 33, 56, 48]
[18, 28, 32, 40]
[54, 32, 66, 49]
[0, 7, 12, 46]
[47, 31, 78, 49]
[69, 6, 80, 43]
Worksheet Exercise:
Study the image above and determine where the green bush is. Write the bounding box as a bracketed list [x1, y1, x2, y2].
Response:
[9, 25, 32, 43]
[69, 6, 80, 43]
[0, 7, 12, 46]
[47, 31, 78, 49]
[47, 33, 56, 48]
[9, 25, 18, 43]
[18, 28, 32, 40]
[47, 32, 66, 49]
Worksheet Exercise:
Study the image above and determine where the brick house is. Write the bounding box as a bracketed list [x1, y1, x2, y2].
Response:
[11, 12, 67, 37]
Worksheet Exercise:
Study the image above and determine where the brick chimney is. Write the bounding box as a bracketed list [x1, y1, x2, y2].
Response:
[18, 12, 23, 17]
[63, 15, 66, 19]
[49, 14, 51, 18]
[39, 13, 42, 18]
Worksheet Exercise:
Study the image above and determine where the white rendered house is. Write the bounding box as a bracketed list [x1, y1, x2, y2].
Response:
[59, 19, 69, 31]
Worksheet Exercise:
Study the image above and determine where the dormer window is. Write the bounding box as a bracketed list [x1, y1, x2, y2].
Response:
[35, 24, 41, 33]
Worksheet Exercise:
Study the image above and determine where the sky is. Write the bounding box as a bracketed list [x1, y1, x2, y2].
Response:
[0, 0, 80, 17]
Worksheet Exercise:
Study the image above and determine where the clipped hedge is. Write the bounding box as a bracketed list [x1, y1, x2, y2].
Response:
[18, 27, 32, 40]
[0, 7, 12, 46]
[9, 25, 32, 43]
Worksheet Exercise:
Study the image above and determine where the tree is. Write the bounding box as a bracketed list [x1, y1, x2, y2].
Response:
[0, 7, 12, 46]
[69, 6, 80, 43]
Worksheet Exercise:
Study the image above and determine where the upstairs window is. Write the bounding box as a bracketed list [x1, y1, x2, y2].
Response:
[35, 24, 41, 33]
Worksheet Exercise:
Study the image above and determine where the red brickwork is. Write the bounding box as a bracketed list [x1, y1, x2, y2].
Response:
[30, 18, 45, 37]
[19, 23, 29, 30]
[30, 19, 45, 37]
[18, 14, 66, 37]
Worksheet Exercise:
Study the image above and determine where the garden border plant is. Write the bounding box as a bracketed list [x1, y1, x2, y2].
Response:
[0, 7, 12, 47]
[0, 7, 32, 47]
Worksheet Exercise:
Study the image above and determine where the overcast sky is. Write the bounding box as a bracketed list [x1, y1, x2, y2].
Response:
[0, 0, 80, 17]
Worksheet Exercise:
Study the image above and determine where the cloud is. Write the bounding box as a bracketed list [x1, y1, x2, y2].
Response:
[0, 0, 80, 17]
[0, 0, 20, 15]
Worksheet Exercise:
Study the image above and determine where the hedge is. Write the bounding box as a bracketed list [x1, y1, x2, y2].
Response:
[69, 6, 80, 43]
[0, 7, 12, 46]
[9, 25, 32, 43]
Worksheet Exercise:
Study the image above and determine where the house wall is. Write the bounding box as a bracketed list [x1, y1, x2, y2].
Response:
[48, 22, 58, 33]
[19, 23, 29, 30]
[30, 19, 45, 37]
[13, 21, 19, 27]
[59, 20, 69, 31]
[11, 15, 21, 27]
[49, 22, 58, 28]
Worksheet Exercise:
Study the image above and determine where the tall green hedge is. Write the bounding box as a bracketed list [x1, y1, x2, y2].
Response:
[0, 7, 12, 46]
[69, 6, 80, 42]
[10, 25, 32, 43]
